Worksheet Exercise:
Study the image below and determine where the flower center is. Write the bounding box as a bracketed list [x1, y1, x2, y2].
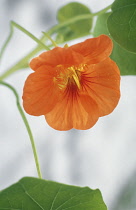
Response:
[54, 64, 86, 90]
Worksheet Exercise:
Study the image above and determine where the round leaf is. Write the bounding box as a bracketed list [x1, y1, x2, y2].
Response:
[111, 0, 136, 11]
[56, 2, 93, 41]
[94, 13, 136, 75]
[107, 1, 136, 53]
[0, 177, 107, 209]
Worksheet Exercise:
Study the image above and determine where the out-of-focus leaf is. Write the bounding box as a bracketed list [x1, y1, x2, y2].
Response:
[107, 0, 136, 53]
[0, 177, 107, 209]
[56, 2, 93, 42]
[94, 13, 136, 75]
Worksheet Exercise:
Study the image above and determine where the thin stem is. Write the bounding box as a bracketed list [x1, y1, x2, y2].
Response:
[0, 23, 14, 61]
[93, 4, 112, 16]
[42, 32, 58, 47]
[0, 4, 112, 80]
[0, 81, 42, 179]
[11, 21, 50, 51]
[48, 4, 112, 35]
[0, 45, 43, 80]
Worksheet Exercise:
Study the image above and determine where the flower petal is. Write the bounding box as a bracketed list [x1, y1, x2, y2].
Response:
[70, 35, 113, 64]
[72, 95, 99, 130]
[22, 65, 60, 116]
[45, 93, 99, 131]
[30, 47, 84, 71]
[24, 35, 120, 131]
[45, 97, 73, 131]
[29, 57, 44, 71]
[81, 57, 120, 116]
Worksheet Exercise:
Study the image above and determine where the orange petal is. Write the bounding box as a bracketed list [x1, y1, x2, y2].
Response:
[22, 65, 60, 116]
[45, 93, 99, 131]
[30, 47, 84, 71]
[72, 95, 99, 130]
[29, 57, 44, 71]
[70, 35, 113, 64]
[45, 97, 73, 131]
[81, 57, 120, 116]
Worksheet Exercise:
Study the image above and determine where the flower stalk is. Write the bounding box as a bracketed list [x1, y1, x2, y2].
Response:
[0, 81, 42, 179]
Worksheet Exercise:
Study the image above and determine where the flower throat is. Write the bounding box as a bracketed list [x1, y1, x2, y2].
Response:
[54, 64, 87, 90]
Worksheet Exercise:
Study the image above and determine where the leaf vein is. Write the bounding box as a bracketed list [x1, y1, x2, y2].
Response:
[113, 4, 136, 11]
[49, 186, 62, 210]
[128, 8, 136, 40]
[55, 188, 88, 210]
[19, 182, 44, 210]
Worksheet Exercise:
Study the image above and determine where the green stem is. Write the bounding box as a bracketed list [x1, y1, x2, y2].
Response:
[0, 45, 43, 80]
[0, 4, 111, 80]
[48, 4, 112, 34]
[0, 23, 14, 60]
[42, 32, 58, 47]
[11, 21, 50, 51]
[0, 81, 42, 179]
[94, 4, 112, 16]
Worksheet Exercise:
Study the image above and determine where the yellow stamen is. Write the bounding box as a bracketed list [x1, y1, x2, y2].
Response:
[67, 66, 81, 89]
[54, 64, 87, 90]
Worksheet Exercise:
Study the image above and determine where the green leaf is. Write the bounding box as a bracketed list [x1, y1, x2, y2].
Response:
[93, 13, 111, 37]
[0, 177, 107, 210]
[107, 0, 136, 53]
[56, 2, 93, 42]
[94, 13, 136, 75]
[111, 0, 136, 11]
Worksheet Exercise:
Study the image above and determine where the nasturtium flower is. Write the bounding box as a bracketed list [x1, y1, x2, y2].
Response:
[22, 35, 120, 131]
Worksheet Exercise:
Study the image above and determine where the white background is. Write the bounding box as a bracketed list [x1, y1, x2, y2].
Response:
[0, 0, 136, 209]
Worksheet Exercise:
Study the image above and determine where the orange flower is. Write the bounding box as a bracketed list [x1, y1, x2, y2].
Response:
[22, 35, 120, 131]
